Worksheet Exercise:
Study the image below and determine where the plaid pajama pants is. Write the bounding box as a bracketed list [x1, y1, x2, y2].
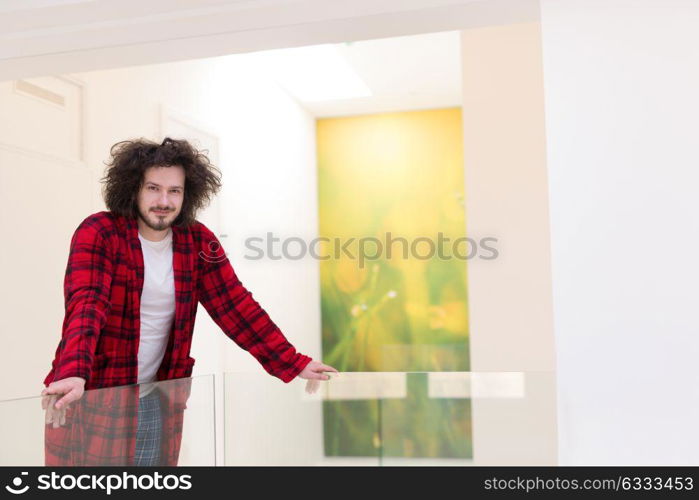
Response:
[134, 388, 163, 466]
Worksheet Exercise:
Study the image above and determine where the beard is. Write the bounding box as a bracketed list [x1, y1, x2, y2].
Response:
[137, 206, 176, 231]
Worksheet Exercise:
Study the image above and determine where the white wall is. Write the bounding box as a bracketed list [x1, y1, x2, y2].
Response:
[461, 22, 557, 465]
[0, 0, 540, 82]
[0, 76, 93, 405]
[540, 0, 699, 465]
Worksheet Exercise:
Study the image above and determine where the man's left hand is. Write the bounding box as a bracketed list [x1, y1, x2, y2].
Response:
[298, 360, 338, 381]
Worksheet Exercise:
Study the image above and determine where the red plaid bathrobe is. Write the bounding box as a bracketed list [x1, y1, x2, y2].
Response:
[43, 211, 311, 465]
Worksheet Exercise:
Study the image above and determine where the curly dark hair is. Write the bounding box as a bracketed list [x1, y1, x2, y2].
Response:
[101, 137, 222, 227]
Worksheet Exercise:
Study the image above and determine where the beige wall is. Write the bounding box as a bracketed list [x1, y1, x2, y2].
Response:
[461, 22, 558, 465]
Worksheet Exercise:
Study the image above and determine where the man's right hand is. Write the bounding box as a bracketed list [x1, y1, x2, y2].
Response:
[41, 377, 86, 428]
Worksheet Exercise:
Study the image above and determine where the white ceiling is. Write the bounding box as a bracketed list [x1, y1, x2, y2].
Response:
[0, 0, 536, 116]
[0, 0, 538, 82]
[239, 31, 463, 117]
[0, 0, 531, 117]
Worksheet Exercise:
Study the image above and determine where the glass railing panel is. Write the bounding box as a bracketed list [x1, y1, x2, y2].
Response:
[2, 370, 555, 466]
[0, 374, 216, 466]
[223, 371, 381, 465]
[224, 371, 556, 466]
[378, 371, 557, 465]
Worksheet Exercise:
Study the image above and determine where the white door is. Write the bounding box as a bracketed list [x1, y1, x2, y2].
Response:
[0, 75, 92, 464]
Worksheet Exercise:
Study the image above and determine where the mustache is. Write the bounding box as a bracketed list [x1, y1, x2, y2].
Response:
[151, 208, 174, 212]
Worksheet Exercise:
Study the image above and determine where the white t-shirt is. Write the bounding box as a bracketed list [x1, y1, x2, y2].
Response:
[137, 229, 176, 397]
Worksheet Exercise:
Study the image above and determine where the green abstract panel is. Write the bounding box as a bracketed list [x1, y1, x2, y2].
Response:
[317, 108, 471, 458]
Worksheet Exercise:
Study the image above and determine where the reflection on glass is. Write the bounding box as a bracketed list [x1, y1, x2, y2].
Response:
[0, 370, 554, 466]
[45, 377, 191, 466]
[0, 375, 215, 466]
[224, 371, 553, 466]
[321, 372, 472, 459]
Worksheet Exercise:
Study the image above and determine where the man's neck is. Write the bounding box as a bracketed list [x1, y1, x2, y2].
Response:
[137, 219, 171, 242]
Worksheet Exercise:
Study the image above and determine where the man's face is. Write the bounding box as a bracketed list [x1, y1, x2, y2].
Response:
[136, 165, 185, 231]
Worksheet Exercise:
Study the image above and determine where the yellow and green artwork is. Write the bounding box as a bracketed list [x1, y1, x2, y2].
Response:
[317, 108, 472, 458]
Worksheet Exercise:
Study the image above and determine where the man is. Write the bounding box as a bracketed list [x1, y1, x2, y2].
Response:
[41, 137, 337, 465]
